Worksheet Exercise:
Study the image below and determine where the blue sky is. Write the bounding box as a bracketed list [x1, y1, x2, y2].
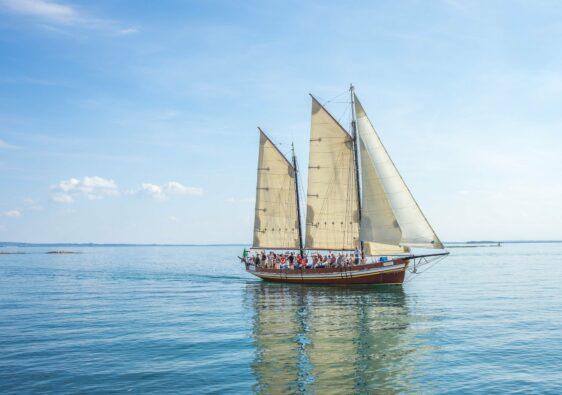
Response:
[1, 0, 561, 243]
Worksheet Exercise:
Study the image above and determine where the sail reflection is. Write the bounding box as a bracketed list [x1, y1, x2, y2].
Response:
[246, 283, 422, 393]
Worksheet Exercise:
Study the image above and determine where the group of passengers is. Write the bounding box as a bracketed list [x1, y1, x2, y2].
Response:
[246, 250, 365, 270]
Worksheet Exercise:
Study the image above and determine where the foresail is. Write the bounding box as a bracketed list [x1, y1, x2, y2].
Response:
[305, 97, 359, 250]
[354, 96, 444, 249]
[253, 129, 300, 249]
[359, 137, 402, 246]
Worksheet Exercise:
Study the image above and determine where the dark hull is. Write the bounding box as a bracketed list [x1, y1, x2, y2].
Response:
[246, 260, 408, 285]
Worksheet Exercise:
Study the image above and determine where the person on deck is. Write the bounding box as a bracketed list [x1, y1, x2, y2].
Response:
[317, 254, 326, 268]
[281, 256, 289, 270]
[336, 253, 343, 267]
[353, 248, 362, 265]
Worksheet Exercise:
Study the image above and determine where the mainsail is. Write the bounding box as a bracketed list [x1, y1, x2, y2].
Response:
[305, 96, 359, 250]
[253, 129, 301, 249]
[354, 95, 444, 249]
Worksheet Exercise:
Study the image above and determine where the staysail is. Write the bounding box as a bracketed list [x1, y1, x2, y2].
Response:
[354, 95, 443, 249]
[305, 96, 359, 250]
[253, 129, 301, 249]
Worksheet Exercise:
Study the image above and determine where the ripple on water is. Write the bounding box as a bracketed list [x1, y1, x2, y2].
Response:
[0, 244, 561, 393]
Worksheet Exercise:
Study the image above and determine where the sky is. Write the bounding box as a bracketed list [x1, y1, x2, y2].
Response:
[1, 0, 561, 243]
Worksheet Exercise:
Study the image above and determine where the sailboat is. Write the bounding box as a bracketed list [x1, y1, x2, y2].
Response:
[242, 86, 448, 285]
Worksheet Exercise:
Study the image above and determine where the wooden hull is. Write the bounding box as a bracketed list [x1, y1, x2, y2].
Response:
[246, 259, 408, 285]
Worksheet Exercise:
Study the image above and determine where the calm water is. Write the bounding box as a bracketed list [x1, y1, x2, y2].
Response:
[1, 243, 561, 394]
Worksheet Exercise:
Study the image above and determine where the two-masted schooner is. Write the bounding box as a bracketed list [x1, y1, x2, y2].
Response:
[241, 86, 448, 285]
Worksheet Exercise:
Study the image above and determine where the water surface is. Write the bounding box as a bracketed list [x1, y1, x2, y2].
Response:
[0, 243, 561, 393]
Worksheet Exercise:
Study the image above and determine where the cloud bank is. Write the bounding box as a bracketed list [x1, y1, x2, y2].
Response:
[50, 177, 202, 203]
[51, 176, 119, 203]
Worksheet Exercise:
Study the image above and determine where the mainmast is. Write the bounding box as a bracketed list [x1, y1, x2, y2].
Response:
[350, 84, 364, 257]
[291, 142, 304, 256]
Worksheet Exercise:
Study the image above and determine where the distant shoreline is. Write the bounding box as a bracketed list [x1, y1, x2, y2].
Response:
[0, 242, 248, 248]
[1, 240, 561, 248]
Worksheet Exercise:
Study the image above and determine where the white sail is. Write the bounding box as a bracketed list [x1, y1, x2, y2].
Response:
[354, 95, 444, 249]
[359, 137, 402, 246]
[305, 96, 359, 250]
[363, 242, 410, 256]
[253, 129, 301, 249]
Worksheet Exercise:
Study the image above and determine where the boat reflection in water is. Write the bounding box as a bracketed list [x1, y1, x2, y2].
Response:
[245, 283, 425, 393]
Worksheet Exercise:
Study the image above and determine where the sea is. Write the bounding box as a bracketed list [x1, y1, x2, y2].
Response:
[0, 242, 561, 394]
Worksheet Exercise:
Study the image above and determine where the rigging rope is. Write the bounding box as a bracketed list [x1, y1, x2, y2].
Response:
[321, 90, 348, 105]
[403, 255, 448, 283]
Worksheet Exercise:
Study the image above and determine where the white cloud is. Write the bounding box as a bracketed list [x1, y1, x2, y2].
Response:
[2, 209, 21, 217]
[139, 181, 203, 201]
[140, 183, 167, 201]
[23, 197, 43, 210]
[0, 138, 17, 149]
[0, 0, 138, 35]
[50, 176, 119, 203]
[51, 193, 74, 204]
[164, 181, 202, 196]
[48, 178, 201, 204]
[0, 0, 77, 23]
[169, 215, 179, 222]
[117, 27, 138, 35]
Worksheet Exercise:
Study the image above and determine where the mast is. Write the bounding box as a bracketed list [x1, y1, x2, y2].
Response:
[291, 142, 304, 256]
[350, 84, 364, 257]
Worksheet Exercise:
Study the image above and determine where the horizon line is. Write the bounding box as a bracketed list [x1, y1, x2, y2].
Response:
[1, 240, 562, 247]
